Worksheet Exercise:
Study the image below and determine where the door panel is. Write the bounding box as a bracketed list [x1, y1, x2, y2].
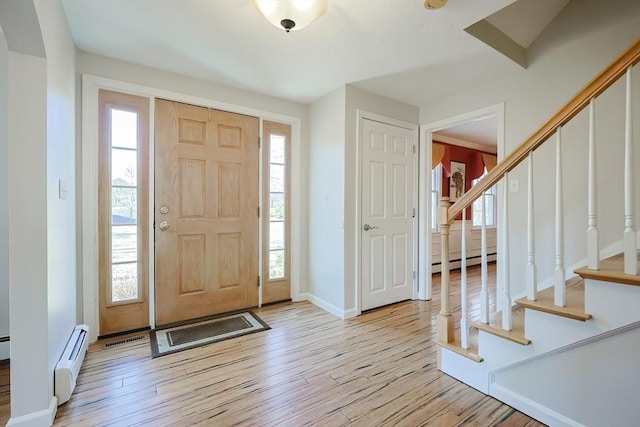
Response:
[155, 100, 259, 325]
[361, 119, 415, 311]
[261, 121, 292, 304]
[98, 90, 150, 336]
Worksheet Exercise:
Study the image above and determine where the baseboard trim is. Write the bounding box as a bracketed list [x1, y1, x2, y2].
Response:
[490, 383, 585, 427]
[0, 340, 9, 361]
[299, 293, 349, 319]
[7, 396, 57, 427]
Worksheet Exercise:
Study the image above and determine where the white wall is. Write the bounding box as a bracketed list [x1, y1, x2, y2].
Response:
[492, 325, 640, 427]
[419, 0, 640, 299]
[35, 0, 78, 399]
[77, 52, 308, 121]
[307, 87, 346, 313]
[0, 23, 10, 361]
[344, 85, 419, 313]
[0, 0, 78, 423]
[306, 85, 419, 316]
[8, 49, 50, 423]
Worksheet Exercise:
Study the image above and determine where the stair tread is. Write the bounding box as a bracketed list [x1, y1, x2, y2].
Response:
[438, 330, 484, 363]
[516, 277, 592, 321]
[471, 306, 531, 346]
[575, 251, 640, 287]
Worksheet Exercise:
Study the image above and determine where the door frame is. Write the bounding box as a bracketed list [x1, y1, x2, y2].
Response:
[418, 103, 505, 301]
[82, 74, 303, 343]
[355, 110, 419, 316]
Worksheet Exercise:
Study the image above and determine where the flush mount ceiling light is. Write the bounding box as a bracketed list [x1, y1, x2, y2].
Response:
[424, 0, 448, 9]
[253, 0, 328, 32]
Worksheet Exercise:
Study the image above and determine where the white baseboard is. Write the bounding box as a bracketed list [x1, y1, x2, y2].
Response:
[431, 254, 497, 273]
[299, 293, 349, 319]
[490, 383, 584, 427]
[343, 307, 358, 319]
[7, 396, 57, 427]
[0, 340, 9, 361]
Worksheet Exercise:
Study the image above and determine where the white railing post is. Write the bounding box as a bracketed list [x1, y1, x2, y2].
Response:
[480, 191, 489, 324]
[623, 66, 638, 275]
[554, 127, 566, 306]
[437, 198, 454, 352]
[460, 209, 469, 349]
[502, 173, 512, 331]
[587, 98, 600, 271]
[526, 151, 537, 300]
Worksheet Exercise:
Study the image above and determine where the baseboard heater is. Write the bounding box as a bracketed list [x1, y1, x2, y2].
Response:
[55, 324, 89, 405]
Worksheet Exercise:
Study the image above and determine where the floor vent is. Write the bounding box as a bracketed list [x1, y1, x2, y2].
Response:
[103, 335, 147, 349]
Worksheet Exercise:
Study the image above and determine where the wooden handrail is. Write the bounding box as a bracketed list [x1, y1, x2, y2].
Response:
[448, 37, 640, 222]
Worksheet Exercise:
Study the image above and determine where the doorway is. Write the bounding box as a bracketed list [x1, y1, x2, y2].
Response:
[419, 104, 504, 301]
[83, 77, 302, 342]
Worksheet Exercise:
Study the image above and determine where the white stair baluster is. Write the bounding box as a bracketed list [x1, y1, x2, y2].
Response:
[587, 98, 600, 270]
[480, 191, 489, 324]
[554, 127, 566, 307]
[623, 66, 638, 275]
[526, 151, 537, 300]
[460, 209, 469, 349]
[502, 173, 512, 331]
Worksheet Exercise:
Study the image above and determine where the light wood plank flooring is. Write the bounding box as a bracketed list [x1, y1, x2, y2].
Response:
[3, 264, 545, 426]
[0, 360, 8, 426]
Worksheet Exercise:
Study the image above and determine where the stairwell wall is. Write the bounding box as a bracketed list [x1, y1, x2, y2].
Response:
[419, 0, 640, 301]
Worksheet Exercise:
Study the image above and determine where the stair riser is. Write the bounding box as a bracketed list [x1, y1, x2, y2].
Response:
[524, 309, 603, 352]
[477, 331, 535, 369]
[584, 279, 640, 325]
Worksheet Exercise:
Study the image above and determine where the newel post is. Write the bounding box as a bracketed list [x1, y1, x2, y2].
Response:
[437, 197, 454, 351]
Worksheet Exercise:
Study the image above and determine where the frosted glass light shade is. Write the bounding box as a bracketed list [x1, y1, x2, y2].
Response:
[253, 0, 328, 32]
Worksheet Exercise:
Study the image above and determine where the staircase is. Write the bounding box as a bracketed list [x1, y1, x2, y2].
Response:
[436, 38, 640, 427]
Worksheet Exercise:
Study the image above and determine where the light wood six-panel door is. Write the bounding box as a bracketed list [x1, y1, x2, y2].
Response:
[155, 100, 259, 326]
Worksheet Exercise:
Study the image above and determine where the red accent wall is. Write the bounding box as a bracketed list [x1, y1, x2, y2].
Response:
[436, 141, 490, 220]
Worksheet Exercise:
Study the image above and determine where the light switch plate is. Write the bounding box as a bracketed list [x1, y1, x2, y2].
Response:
[509, 179, 519, 193]
[58, 179, 68, 200]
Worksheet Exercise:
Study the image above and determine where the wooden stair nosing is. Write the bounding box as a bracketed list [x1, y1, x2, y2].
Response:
[515, 282, 592, 322]
[471, 320, 531, 346]
[574, 252, 640, 287]
[438, 340, 483, 363]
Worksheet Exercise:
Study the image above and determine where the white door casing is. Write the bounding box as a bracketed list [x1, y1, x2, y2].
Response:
[361, 118, 415, 311]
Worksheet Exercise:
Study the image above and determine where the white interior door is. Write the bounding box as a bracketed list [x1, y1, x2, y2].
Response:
[361, 118, 415, 311]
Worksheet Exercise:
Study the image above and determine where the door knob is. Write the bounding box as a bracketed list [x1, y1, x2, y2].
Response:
[363, 224, 379, 231]
[159, 221, 173, 231]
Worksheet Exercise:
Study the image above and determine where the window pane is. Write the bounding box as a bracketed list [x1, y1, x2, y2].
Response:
[111, 109, 138, 149]
[269, 250, 285, 279]
[269, 221, 284, 250]
[112, 187, 137, 224]
[270, 135, 285, 164]
[485, 194, 495, 226]
[431, 191, 439, 229]
[112, 225, 137, 263]
[270, 193, 285, 221]
[472, 198, 483, 226]
[270, 164, 285, 193]
[112, 262, 138, 302]
[112, 148, 137, 186]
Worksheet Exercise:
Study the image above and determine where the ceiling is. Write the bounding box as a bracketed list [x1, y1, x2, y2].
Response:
[436, 115, 498, 150]
[60, 0, 570, 106]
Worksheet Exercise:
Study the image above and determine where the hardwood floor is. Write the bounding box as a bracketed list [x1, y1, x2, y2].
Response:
[4, 264, 545, 426]
[0, 360, 8, 426]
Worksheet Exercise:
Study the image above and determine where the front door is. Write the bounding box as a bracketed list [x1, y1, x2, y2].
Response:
[361, 118, 415, 311]
[154, 100, 259, 325]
